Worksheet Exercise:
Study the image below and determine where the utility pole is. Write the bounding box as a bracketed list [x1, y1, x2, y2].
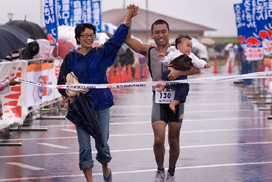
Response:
[146, 0, 149, 42]
[123, 0, 125, 8]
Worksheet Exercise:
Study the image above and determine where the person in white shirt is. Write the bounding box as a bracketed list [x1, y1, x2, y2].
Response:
[157, 34, 211, 113]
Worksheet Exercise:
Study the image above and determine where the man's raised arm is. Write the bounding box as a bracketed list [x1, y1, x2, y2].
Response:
[125, 4, 149, 56]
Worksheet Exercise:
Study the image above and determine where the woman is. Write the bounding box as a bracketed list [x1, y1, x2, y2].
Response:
[57, 5, 138, 182]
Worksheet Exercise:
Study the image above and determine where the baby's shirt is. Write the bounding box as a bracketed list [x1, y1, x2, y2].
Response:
[160, 46, 207, 69]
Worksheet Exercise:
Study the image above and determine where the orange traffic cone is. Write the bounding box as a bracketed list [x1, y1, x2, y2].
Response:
[115, 66, 121, 83]
[228, 61, 232, 73]
[144, 64, 149, 78]
[135, 64, 141, 80]
[120, 66, 125, 83]
[127, 64, 132, 81]
[213, 59, 218, 73]
[108, 67, 115, 83]
[123, 65, 128, 82]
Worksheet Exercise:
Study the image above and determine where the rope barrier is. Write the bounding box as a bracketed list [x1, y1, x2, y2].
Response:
[16, 71, 272, 89]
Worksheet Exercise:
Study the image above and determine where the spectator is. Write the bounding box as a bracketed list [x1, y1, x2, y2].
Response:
[21, 40, 40, 60]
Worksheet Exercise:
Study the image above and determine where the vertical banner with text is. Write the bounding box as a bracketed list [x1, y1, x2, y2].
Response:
[72, 0, 82, 26]
[234, 3, 248, 55]
[265, 0, 272, 55]
[92, 0, 102, 33]
[82, 0, 92, 23]
[44, 0, 59, 56]
[243, 0, 264, 60]
[253, 0, 269, 57]
[57, 0, 71, 26]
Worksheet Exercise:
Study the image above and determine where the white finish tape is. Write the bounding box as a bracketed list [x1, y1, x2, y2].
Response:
[16, 71, 272, 89]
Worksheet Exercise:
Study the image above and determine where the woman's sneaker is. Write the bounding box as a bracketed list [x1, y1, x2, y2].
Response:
[153, 170, 165, 182]
[166, 172, 175, 182]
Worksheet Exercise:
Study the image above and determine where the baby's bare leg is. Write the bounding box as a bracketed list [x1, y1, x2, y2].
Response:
[169, 100, 180, 113]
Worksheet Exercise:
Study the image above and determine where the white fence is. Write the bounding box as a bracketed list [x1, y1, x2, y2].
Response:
[0, 58, 62, 129]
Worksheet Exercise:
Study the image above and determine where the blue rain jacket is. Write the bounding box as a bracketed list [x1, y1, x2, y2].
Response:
[58, 24, 129, 111]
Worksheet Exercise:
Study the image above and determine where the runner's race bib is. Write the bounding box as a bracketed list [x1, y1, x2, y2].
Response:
[155, 88, 175, 104]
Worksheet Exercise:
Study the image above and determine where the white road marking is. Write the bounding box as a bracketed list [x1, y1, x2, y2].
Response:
[111, 102, 242, 109]
[0, 136, 78, 141]
[110, 109, 256, 116]
[1, 161, 272, 181]
[46, 124, 75, 128]
[0, 152, 78, 159]
[183, 116, 264, 122]
[60, 129, 77, 133]
[37, 143, 69, 149]
[5, 162, 45, 171]
[0, 120, 268, 143]
[1, 141, 272, 159]
[44, 116, 264, 128]
[111, 102, 247, 110]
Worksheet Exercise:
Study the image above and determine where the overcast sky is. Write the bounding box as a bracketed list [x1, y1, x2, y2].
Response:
[0, 0, 242, 37]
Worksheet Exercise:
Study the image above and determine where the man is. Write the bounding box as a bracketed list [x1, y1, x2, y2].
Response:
[125, 5, 199, 182]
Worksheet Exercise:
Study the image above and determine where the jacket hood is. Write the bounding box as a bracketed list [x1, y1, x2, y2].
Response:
[70, 47, 80, 55]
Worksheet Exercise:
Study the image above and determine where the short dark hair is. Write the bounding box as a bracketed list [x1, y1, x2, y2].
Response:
[151, 19, 170, 33]
[175, 34, 191, 49]
[75, 23, 96, 45]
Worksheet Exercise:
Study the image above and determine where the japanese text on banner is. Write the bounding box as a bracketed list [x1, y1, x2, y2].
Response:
[92, 0, 101, 33]
[57, 0, 71, 26]
[44, 0, 58, 46]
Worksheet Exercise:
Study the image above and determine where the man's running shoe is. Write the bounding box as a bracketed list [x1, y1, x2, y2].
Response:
[165, 172, 175, 182]
[153, 170, 165, 182]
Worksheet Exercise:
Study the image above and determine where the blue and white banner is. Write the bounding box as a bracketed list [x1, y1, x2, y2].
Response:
[252, 0, 267, 56]
[46, 0, 98, 30]
[263, 0, 272, 55]
[92, 0, 102, 33]
[102, 22, 117, 35]
[234, 3, 247, 55]
[72, 0, 82, 26]
[86, 0, 92, 23]
[242, 0, 263, 60]
[57, 0, 71, 26]
[44, 0, 58, 46]
[57, 0, 93, 26]
[82, 0, 92, 23]
[233, 0, 272, 59]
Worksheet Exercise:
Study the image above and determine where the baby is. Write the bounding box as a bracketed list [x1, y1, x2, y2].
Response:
[157, 34, 211, 113]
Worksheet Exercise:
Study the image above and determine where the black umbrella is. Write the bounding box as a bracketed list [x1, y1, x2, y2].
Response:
[214, 43, 226, 52]
[66, 93, 105, 148]
[0, 24, 31, 59]
[6, 20, 47, 40]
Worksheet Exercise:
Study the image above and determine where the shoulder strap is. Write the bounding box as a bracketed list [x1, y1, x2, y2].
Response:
[147, 46, 155, 79]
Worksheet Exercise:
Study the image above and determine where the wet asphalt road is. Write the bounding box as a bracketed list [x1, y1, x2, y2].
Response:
[1, 65, 272, 182]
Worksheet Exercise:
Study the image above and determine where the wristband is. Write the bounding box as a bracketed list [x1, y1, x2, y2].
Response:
[123, 22, 129, 26]
[4, 80, 9, 87]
